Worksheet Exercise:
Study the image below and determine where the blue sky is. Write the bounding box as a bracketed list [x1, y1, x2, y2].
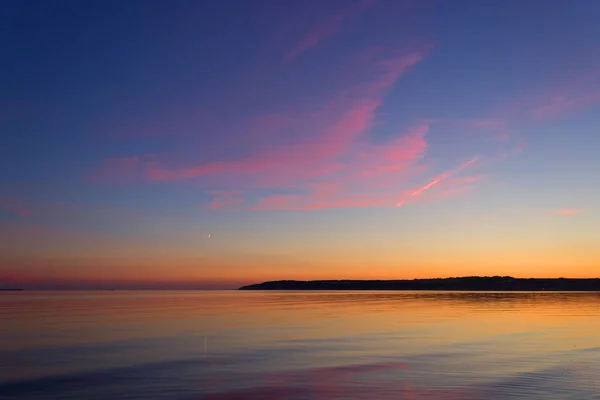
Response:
[2, 0, 600, 288]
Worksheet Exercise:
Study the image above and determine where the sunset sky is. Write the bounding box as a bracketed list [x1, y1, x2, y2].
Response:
[2, 0, 600, 288]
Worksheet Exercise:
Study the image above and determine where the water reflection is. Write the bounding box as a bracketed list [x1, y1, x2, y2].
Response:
[2, 291, 600, 399]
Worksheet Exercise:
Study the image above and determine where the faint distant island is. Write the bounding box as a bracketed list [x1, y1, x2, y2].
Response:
[239, 276, 600, 291]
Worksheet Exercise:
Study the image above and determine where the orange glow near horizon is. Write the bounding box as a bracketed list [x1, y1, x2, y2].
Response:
[3, 240, 600, 288]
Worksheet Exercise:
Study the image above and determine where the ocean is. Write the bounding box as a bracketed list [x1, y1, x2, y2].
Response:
[2, 290, 600, 399]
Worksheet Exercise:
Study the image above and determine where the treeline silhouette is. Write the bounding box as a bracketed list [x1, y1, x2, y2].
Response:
[239, 276, 600, 291]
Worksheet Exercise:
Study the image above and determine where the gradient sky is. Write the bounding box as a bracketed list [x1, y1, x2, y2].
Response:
[2, 0, 600, 288]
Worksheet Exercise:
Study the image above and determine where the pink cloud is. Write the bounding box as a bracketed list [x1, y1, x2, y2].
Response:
[354, 123, 428, 178]
[206, 190, 245, 210]
[522, 65, 600, 121]
[527, 91, 600, 120]
[453, 68, 600, 174]
[147, 160, 231, 181]
[143, 50, 429, 187]
[89, 47, 441, 211]
[488, 67, 600, 124]
[0, 196, 31, 217]
[243, 120, 429, 211]
[450, 72, 600, 181]
[415, 184, 474, 205]
[250, 195, 385, 211]
[283, 0, 378, 64]
[250, 195, 302, 210]
[396, 156, 479, 207]
[313, 182, 341, 197]
[248, 121, 430, 210]
[553, 209, 583, 216]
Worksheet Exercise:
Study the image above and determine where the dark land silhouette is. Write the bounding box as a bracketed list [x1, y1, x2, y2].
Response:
[239, 276, 600, 291]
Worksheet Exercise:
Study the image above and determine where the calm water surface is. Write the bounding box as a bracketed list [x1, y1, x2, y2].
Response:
[2, 291, 600, 399]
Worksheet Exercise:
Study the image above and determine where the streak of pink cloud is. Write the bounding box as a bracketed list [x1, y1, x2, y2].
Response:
[313, 182, 341, 197]
[249, 195, 302, 210]
[144, 50, 429, 186]
[0, 196, 31, 217]
[148, 121, 430, 210]
[206, 190, 245, 210]
[413, 184, 473, 205]
[553, 209, 583, 216]
[282, 199, 386, 210]
[396, 156, 479, 206]
[527, 91, 600, 120]
[522, 67, 600, 121]
[89, 48, 433, 211]
[248, 123, 431, 210]
[147, 160, 235, 181]
[250, 195, 385, 211]
[410, 157, 478, 196]
[369, 51, 428, 90]
[456, 69, 600, 170]
[251, 101, 383, 178]
[283, 0, 378, 64]
[490, 67, 600, 123]
[232, 51, 427, 183]
[355, 123, 428, 178]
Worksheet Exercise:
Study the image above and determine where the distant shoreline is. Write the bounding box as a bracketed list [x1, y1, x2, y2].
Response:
[239, 277, 600, 291]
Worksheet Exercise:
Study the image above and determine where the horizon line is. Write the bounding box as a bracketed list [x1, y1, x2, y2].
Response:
[5, 276, 600, 291]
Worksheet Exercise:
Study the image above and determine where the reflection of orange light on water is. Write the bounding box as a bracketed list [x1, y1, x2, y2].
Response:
[6, 290, 600, 392]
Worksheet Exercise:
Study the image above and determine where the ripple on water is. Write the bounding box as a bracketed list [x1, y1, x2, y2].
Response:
[2, 291, 600, 399]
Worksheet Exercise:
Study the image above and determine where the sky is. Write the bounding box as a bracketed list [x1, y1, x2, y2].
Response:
[2, 0, 600, 289]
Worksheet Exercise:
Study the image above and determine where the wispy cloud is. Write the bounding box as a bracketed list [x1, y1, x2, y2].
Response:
[354, 124, 429, 178]
[119, 48, 430, 209]
[412, 184, 475, 205]
[528, 91, 600, 120]
[88, 42, 500, 211]
[455, 67, 600, 174]
[396, 157, 479, 206]
[206, 190, 245, 210]
[283, 0, 378, 64]
[492, 67, 600, 123]
[88, 35, 560, 213]
[89, 41, 510, 211]
[526, 86, 600, 121]
[553, 209, 584, 216]
[250, 195, 386, 211]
